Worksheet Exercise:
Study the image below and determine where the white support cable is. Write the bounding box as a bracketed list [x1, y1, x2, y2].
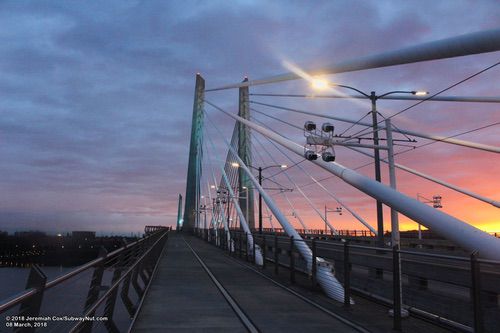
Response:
[283, 195, 308, 230]
[251, 115, 376, 234]
[206, 181, 217, 230]
[251, 132, 308, 230]
[347, 146, 500, 208]
[203, 138, 231, 241]
[205, 114, 263, 264]
[206, 108, 350, 302]
[250, 101, 500, 154]
[252, 132, 338, 234]
[207, 29, 500, 91]
[206, 100, 500, 261]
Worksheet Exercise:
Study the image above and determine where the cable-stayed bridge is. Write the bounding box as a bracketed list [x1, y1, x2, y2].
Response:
[1, 29, 500, 333]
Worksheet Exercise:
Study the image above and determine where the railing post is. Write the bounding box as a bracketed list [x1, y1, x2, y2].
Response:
[471, 251, 484, 333]
[392, 245, 402, 331]
[246, 233, 249, 262]
[344, 240, 351, 308]
[103, 241, 128, 333]
[274, 234, 279, 275]
[290, 236, 295, 284]
[131, 241, 145, 299]
[239, 233, 242, 258]
[16, 265, 46, 333]
[253, 233, 256, 265]
[311, 238, 317, 287]
[82, 247, 108, 333]
[121, 248, 136, 317]
[262, 235, 266, 269]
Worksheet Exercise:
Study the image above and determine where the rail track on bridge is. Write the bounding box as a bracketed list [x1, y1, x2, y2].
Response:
[183, 236, 369, 333]
[132, 233, 450, 333]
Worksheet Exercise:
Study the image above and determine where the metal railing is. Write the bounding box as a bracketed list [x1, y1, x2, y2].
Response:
[195, 228, 500, 333]
[0, 227, 169, 333]
[246, 228, 376, 237]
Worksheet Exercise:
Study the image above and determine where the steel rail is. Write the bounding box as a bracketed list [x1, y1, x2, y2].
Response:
[223, 251, 370, 333]
[184, 238, 260, 333]
[207, 29, 500, 91]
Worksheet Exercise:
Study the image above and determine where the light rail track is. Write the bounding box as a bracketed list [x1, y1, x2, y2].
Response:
[184, 237, 370, 333]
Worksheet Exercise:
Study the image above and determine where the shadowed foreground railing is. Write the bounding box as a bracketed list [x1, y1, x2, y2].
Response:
[0, 227, 169, 333]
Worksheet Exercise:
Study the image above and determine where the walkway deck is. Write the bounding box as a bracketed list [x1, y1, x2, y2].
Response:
[131, 233, 360, 332]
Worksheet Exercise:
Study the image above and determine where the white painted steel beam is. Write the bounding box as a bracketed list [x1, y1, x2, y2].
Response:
[207, 29, 500, 91]
[347, 146, 500, 208]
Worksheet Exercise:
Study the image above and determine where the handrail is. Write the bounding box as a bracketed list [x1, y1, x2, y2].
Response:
[45, 236, 148, 289]
[69, 231, 168, 332]
[0, 229, 168, 314]
[0, 288, 38, 313]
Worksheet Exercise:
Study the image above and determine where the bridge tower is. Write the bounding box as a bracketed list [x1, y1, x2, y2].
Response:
[184, 74, 205, 231]
[238, 78, 255, 229]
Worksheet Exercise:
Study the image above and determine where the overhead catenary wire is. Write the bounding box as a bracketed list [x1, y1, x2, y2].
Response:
[346, 146, 500, 208]
[252, 131, 338, 234]
[249, 100, 500, 153]
[205, 102, 351, 302]
[251, 116, 377, 234]
[202, 137, 231, 236]
[249, 93, 500, 103]
[204, 118, 263, 259]
[296, 120, 500, 190]
[338, 60, 500, 140]
[244, 105, 500, 209]
[204, 99, 500, 260]
[250, 133, 308, 230]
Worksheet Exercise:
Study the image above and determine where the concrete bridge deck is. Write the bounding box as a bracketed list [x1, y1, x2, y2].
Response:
[131, 234, 447, 332]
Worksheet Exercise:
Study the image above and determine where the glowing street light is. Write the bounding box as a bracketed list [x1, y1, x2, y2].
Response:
[413, 91, 429, 96]
[311, 77, 429, 248]
[311, 78, 330, 90]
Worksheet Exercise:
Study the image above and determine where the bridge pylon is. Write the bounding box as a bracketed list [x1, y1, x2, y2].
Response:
[238, 77, 255, 229]
[184, 74, 205, 231]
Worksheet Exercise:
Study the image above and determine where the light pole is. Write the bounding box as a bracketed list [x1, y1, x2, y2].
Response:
[233, 163, 287, 234]
[325, 206, 342, 234]
[312, 78, 427, 247]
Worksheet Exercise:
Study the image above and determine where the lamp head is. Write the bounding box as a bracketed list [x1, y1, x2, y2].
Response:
[412, 91, 429, 96]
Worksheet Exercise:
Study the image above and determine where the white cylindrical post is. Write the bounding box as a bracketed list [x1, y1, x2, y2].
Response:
[385, 119, 400, 247]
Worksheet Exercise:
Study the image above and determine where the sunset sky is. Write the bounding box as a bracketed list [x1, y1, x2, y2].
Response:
[0, 1, 498, 235]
